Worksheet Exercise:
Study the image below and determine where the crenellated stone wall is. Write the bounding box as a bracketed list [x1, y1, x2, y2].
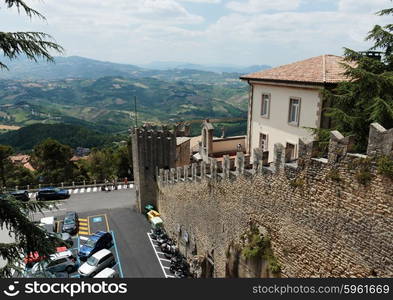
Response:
[156, 123, 393, 278]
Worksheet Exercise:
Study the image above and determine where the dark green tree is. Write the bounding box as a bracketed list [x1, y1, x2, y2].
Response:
[114, 143, 133, 180]
[321, 6, 393, 152]
[0, 1, 64, 278]
[0, 145, 13, 188]
[0, 0, 63, 70]
[0, 195, 56, 277]
[31, 138, 75, 183]
[85, 148, 118, 182]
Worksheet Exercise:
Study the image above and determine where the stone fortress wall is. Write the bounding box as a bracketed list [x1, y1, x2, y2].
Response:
[155, 123, 393, 278]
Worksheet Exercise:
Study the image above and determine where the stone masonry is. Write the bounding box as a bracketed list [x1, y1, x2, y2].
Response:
[155, 123, 393, 278]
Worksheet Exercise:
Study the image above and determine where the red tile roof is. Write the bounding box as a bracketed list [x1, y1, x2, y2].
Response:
[241, 55, 351, 85]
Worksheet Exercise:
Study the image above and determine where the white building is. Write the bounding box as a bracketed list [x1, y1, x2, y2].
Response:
[240, 55, 349, 163]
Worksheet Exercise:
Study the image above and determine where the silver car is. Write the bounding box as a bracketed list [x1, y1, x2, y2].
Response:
[78, 249, 116, 278]
[30, 250, 77, 275]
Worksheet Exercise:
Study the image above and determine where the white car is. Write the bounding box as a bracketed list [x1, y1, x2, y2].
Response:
[78, 249, 115, 278]
[93, 268, 119, 278]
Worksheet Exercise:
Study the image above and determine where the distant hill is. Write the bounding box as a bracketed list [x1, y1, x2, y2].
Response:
[0, 123, 120, 151]
[0, 56, 270, 81]
[140, 61, 271, 74]
[0, 56, 142, 80]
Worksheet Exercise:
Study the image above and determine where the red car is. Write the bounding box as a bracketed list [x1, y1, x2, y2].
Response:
[24, 247, 68, 267]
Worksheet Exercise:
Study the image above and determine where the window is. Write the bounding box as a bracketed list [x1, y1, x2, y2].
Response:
[261, 94, 270, 118]
[288, 98, 301, 125]
[259, 134, 268, 151]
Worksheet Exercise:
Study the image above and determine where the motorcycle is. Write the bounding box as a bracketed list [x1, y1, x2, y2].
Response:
[150, 228, 165, 240]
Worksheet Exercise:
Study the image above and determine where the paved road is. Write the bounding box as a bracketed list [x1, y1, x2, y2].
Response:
[31, 189, 136, 220]
[30, 189, 164, 278]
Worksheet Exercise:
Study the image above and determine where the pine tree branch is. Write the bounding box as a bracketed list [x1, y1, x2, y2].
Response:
[0, 31, 64, 70]
[4, 0, 45, 19]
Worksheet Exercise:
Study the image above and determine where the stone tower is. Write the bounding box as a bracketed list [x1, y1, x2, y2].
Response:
[131, 125, 177, 213]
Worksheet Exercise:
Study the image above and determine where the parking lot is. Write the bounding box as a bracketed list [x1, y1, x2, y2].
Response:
[29, 189, 165, 278]
[56, 213, 124, 278]
[147, 232, 175, 278]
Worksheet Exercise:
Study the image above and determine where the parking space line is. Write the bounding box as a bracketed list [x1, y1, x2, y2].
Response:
[104, 214, 110, 232]
[111, 231, 124, 278]
[147, 233, 172, 278]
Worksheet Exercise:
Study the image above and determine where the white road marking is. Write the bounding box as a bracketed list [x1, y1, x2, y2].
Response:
[147, 233, 173, 279]
[79, 236, 89, 241]
[159, 258, 171, 262]
[41, 208, 66, 213]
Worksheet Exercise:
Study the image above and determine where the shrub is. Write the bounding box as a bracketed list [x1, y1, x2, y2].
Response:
[377, 156, 393, 179]
[327, 169, 341, 182]
[241, 226, 281, 274]
[289, 178, 304, 188]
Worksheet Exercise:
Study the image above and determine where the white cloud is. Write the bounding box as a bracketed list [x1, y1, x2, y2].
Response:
[178, 0, 221, 3]
[338, 0, 392, 13]
[2, 0, 391, 66]
[227, 0, 301, 13]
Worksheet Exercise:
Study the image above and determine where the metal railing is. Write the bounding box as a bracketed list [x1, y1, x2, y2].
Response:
[2, 179, 134, 192]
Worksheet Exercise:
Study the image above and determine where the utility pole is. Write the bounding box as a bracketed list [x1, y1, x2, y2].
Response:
[134, 96, 138, 128]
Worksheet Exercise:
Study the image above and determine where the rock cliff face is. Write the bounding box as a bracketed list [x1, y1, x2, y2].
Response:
[155, 124, 393, 278]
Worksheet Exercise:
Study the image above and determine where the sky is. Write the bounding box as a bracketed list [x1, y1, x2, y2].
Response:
[1, 0, 392, 67]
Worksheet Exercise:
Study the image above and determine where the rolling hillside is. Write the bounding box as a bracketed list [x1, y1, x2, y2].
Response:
[0, 123, 121, 151]
[0, 76, 248, 133]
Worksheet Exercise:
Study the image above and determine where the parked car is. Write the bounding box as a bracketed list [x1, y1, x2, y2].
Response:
[26, 270, 69, 278]
[36, 187, 70, 201]
[30, 249, 77, 274]
[24, 246, 69, 268]
[147, 210, 160, 222]
[10, 190, 30, 202]
[78, 231, 113, 261]
[39, 216, 56, 233]
[93, 267, 119, 278]
[62, 211, 79, 235]
[48, 232, 73, 247]
[0, 190, 29, 202]
[78, 249, 115, 278]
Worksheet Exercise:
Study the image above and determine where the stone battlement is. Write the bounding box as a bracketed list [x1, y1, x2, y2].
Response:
[155, 123, 393, 278]
[157, 123, 393, 186]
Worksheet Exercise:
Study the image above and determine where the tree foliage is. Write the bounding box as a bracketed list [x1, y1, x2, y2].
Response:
[0, 0, 63, 70]
[0, 1, 67, 278]
[321, 7, 393, 152]
[0, 145, 13, 187]
[0, 194, 57, 278]
[31, 138, 75, 183]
